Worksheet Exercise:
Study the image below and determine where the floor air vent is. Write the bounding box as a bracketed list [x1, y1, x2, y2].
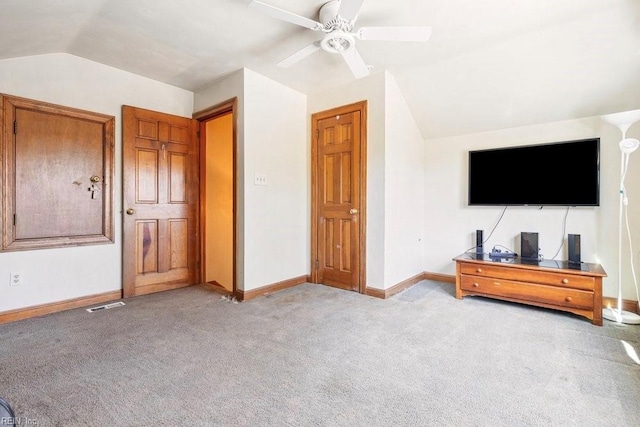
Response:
[86, 301, 126, 313]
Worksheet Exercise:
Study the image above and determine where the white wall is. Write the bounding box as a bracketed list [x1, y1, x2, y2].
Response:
[242, 69, 308, 290]
[308, 72, 386, 288]
[308, 72, 426, 290]
[0, 53, 193, 312]
[384, 73, 425, 287]
[195, 68, 308, 292]
[424, 116, 640, 300]
[4, 54, 635, 309]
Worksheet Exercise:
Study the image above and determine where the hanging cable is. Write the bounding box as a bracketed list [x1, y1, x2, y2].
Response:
[551, 206, 570, 260]
[465, 206, 508, 253]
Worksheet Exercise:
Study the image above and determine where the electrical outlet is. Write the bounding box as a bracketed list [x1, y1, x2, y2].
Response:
[254, 173, 268, 186]
[10, 272, 22, 287]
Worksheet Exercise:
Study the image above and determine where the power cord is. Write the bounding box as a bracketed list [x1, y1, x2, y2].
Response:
[551, 206, 570, 260]
[465, 206, 508, 253]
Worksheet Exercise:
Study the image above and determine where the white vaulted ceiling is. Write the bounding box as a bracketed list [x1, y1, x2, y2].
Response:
[1, 0, 639, 138]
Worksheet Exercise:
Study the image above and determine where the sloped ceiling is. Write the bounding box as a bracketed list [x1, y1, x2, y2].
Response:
[1, 0, 639, 138]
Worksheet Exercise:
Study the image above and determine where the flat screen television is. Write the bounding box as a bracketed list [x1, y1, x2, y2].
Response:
[468, 138, 600, 206]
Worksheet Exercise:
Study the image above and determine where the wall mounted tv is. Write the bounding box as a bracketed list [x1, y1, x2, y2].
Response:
[468, 138, 600, 206]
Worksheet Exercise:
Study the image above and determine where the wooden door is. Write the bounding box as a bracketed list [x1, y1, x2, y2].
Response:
[122, 106, 199, 297]
[15, 109, 104, 239]
[311, 101, 367, 292]
[1, 94, 114, 251]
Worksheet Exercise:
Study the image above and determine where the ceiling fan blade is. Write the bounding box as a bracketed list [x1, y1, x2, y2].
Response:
[338, 0, 365, 21]
[277, 42, 321, 68]
[249, 0, 323, 31]
[340, 46, 370, 79]
[356, 26, 432, 42]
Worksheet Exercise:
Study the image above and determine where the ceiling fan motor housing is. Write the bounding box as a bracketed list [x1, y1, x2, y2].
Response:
[319, 0, 356, 53]
[322, 0, 355, 29]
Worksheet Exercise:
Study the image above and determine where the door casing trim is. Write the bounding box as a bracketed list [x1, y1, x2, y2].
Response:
[194, 98, 238, 296]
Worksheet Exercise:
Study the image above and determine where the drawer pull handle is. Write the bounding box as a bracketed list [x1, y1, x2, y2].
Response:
[476, 268, 482, 273]
[473, 282, 479, 287]
[562, 278, 569, 284]
[565, 296, 572, 302]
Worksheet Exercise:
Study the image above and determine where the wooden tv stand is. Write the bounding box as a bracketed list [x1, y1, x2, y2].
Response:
[454, 254, 607, 325]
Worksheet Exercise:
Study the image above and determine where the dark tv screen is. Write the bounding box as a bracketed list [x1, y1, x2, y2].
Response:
[468, 138, 600, 206]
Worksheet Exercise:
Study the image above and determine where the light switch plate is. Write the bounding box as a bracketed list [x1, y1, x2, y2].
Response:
[254, 173, 268, 186]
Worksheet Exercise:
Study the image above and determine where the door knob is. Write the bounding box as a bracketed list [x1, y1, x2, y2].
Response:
[126, 208, 135, 215]
[90, 175, 101, 183]
[349, 209, 358, 214]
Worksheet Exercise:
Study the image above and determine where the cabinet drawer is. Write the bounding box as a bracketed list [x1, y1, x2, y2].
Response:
[460, 275, 594, 310]
[459, 263, 594, 290]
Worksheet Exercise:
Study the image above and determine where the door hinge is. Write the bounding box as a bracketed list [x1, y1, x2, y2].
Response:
[13, 121, 17, 134]
[316, 129, 319, 140]
[315, 259, 319, 269]
[13, 214, 16, 226]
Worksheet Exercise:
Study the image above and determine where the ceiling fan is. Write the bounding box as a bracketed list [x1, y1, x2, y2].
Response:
[248, 0, 432, 78]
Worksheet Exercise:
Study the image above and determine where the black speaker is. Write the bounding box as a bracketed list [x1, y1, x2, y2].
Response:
[520, 232, 539, 260]
[568, 234, 581, 264]
[476, 230, 483, 254]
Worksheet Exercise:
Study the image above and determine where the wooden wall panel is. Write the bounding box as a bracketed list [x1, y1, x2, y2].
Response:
[341, 123, 352, 145]
[169, 153, 187, 203]
[136, 149, 159, 203]
[169, 125, 189, 144]
[325, 219, 334, 269]
[14, 110, 104, 238]
[137, 221, 158, 274]
[169, 219, 188, 269]
[324, 155, 335, 204]
[341, 152, 352, 204]
[137, 119, 158, 139]
[341, 219, 351, 272]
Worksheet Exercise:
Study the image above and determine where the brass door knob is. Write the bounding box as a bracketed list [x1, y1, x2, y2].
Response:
[349, 209, 358, 214]
[90, 175, 101, 183]
[126, 208, 135, 215]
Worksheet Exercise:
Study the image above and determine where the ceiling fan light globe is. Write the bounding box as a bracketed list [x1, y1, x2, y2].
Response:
[619, 138, 640, 154]
[321, 30, 355, 53]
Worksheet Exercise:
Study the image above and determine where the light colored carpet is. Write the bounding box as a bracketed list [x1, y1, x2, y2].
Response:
[1, 281, 639, 426]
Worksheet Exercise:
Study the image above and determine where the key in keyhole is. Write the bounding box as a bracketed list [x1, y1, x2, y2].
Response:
[88, 184, 101, 199]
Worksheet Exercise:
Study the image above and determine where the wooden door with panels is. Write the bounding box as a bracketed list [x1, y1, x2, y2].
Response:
[1, 94, 114, 252]
[122, 106, 199, 298]
[311, 101, 367, 292]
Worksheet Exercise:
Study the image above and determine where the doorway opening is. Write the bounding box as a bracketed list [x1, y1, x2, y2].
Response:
[195, 99, 237, 295]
